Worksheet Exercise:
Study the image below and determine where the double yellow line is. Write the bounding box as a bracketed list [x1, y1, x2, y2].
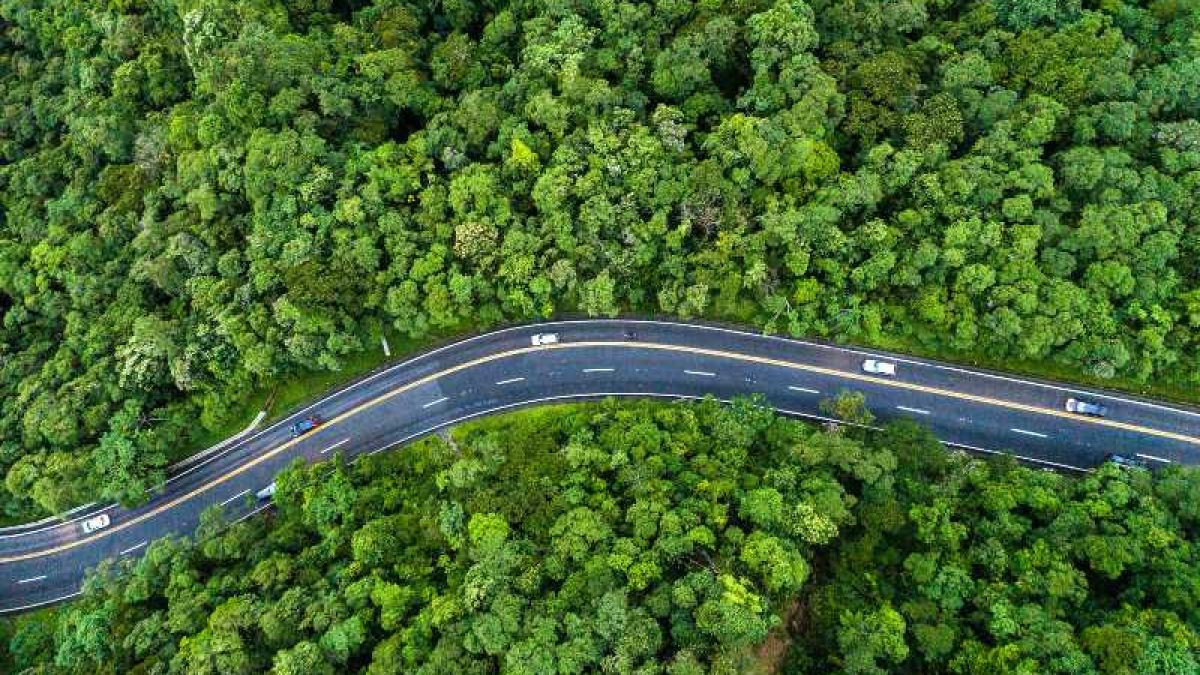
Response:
[2, 341, 1196, 564]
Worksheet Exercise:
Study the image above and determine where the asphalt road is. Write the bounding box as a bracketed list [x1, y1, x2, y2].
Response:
[2, 319, 1198, 613]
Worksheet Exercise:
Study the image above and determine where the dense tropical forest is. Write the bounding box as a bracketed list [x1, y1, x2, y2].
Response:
[3, 0, 1200, 519]
[2, 399, 1197, 673]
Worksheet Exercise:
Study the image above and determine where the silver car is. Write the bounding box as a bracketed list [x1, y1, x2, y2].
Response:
[1066, 398, 1108, 417]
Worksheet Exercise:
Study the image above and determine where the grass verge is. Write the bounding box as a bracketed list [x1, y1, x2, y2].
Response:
[177, 322, 476, 464]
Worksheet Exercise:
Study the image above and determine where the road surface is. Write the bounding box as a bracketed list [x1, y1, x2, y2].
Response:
[1, 319, 1197, 612]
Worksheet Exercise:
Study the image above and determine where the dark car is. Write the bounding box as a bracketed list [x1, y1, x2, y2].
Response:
[1066, 397, 1108, 417]
[623, 330, 638, 340]
[290, 416, 321, 438]
[1105, 453, 1146, 470]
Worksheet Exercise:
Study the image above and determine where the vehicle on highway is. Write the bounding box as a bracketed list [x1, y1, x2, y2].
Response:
[531, 333, 559, 346]
[290, 416, 321, 438]
[861, 359, 897, 376]
[1066, 398, 1108, 417]
[256, 482, 277, 500]
[1105, 453, 1147, 470]
[80, 513, 111, 534]
[623, 330, 638, 340]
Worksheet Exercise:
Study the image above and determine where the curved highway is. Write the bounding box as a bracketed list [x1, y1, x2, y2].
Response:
[2, 319, 1198, 612]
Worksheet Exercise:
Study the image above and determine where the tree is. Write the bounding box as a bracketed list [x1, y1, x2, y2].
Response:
[273, 641, 334, 675]
[837, 606, 910, 675]
[89, 401, 169, 506]
[820, 390, 876, 426]
[579, 271, 619, 317]
[695, 574, 774, 648]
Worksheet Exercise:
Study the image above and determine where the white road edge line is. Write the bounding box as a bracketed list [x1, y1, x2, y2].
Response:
[320, 438, 351, 455]
[0, 590, 82, 613]
[219, 490, 250, 507]
[495, 377, 525, 386]
[1136, 453, 1173, 463]
[1011, 428, 1049, 439]
[360, 392, 1093, 473]
[70, 318, 1200, 509]
[234, 503, 272, 525]
[16, 575, 46, 584]
[120, 541, 148, 555]
[896, 406, 931, 415]
[0, 503, 117, 541]
[422, 397, 449, 409]
[582, 368, 615, 373]
[684, 370, 716, 377]
[788, 386, 820, 394]
[23, 318, 1187, 547]
[10, 318, 1140, 551]
[948, 440, 1090, 472]
[0, 501, 98, 536]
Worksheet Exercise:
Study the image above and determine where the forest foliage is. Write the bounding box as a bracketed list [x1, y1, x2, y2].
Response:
[2, 399, 1198, 674]
[3, 0, 1200, 516]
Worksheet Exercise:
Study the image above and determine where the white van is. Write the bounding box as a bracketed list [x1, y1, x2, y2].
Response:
[531, 333, 559, 346]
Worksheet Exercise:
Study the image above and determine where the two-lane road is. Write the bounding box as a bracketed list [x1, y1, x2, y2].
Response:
[1, 319, 1197, 612]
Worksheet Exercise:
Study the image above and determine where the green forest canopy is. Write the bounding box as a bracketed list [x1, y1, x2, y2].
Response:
[3, 400, 1198, 673]
[2, 0, 1200, 516]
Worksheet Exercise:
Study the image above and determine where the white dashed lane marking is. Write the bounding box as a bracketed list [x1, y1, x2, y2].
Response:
[1011, 428, 1049, 439]
[788, 386, 820, 394]
[120, 541, 147, 555]
[422, 397, 449, 409]
[220, 490, 249, 506]
[896, 406, 931, 415]
[320, 438, 351, 455]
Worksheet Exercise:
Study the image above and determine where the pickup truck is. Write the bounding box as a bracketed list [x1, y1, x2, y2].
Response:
[1105, 453, 1146, 470]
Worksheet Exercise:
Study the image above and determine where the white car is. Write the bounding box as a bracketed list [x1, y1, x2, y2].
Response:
[80, 513, 111, 534]
[862, 359, 897, 377]
[531, 333, 559, 346]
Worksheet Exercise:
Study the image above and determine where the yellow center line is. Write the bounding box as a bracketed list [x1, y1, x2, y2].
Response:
[0, 344, 540, 564]
[590, 342, 1198, 444]
[3, 340, 1195, 564]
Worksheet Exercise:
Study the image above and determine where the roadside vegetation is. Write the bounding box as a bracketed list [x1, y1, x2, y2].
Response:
[2, 399, 1198, 673]
[3, 0, 1200, 521]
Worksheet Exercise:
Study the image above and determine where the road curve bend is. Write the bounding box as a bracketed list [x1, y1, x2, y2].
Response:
[2, 319, 1198, 612]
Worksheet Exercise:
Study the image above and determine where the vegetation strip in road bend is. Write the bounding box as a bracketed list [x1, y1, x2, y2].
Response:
[4, 339, 1197, 564]
[9, 400, 1199, 673]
